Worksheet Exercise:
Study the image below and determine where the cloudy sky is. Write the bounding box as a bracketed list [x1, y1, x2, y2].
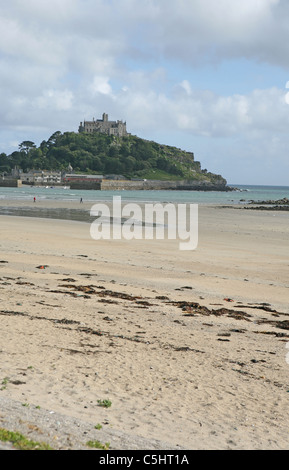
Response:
[1, 0, 289, 185]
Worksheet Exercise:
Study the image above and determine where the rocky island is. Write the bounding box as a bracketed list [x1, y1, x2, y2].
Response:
[0, 113, 231, 191]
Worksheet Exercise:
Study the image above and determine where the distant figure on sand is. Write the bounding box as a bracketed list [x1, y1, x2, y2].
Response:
[33, 197, 36, 203]
[80, 197, 83, 203]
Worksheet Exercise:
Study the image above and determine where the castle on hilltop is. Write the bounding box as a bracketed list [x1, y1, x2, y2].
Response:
[78, 113, 129, 137]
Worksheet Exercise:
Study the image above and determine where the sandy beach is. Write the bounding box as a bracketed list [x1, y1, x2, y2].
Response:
[0, 200, 289, 450]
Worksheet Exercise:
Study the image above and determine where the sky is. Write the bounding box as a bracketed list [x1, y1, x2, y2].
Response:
[1, 0, 289, 185]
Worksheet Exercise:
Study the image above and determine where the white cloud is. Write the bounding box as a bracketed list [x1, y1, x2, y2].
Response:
[115, 81, 289, 140]
[90, 77, 113, 96]
[35, 89, 74, 111]
[180, 80, 192, 96]
[134, 0, 284, 66]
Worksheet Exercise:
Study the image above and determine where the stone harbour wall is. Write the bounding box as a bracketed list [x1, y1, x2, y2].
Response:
[100, 179, 230, 191]
[0, 179, 22, 187]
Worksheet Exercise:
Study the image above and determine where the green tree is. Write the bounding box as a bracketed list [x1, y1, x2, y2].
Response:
[47, 131, 62, 148]
[90, 156, 104, 172]
[19, 141, 36, 155]
[108, 146, 119, 158]
[0, 153, 11, 173]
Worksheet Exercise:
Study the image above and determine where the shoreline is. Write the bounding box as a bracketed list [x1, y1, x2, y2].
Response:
[0, 197, 288, 224]
[1, 203, 289, 449]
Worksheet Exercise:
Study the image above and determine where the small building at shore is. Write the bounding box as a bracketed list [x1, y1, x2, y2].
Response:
[4, 167, 61, 185]
[20, 169, 62, 185]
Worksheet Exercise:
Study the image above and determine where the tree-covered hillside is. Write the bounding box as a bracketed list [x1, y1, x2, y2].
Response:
[0, 131, 226, 184]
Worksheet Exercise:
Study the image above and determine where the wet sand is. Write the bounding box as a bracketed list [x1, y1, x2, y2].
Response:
[0, 201, 289, 449]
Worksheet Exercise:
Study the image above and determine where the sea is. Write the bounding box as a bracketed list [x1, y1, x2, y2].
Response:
[0, 184, 288, 204]
[0, 184, 288, 222]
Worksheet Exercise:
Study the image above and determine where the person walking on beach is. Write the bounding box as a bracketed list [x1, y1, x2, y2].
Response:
[33, 197, 36, 203]
[80, 197, 83, 203]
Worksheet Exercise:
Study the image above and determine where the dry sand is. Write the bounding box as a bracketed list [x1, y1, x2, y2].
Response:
[0, 201, 289, 450]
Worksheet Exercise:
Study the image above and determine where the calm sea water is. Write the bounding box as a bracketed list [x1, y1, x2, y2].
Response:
[0, 184, 288, 205]
[0, 184, 288, 222]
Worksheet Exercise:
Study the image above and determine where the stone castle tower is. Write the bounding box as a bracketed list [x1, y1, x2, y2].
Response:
[79, 113, 128, 137]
